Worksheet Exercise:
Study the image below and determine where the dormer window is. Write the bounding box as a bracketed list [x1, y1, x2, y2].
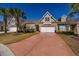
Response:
[45, 17, 50, 21]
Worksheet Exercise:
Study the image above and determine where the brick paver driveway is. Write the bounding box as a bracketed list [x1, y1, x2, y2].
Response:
[7, 33, 75, 56]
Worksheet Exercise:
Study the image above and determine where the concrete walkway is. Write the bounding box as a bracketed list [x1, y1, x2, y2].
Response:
[7, 33, 75, 56]
[0, 44, 15, 56]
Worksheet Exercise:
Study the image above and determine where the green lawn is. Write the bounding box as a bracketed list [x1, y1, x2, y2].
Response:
[0, 32, 39, 45]
[59, 33, 79, 55]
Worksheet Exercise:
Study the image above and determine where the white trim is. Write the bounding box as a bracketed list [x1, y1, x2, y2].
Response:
[40, 11, 57, 22]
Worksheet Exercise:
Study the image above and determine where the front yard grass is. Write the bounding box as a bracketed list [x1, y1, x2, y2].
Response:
[0, 31, 39, 45]
[58, 33, 79, 55]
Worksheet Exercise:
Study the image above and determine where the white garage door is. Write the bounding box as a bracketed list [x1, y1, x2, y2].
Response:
[9, 27, 17, 32]
[40, 27, 55, 32]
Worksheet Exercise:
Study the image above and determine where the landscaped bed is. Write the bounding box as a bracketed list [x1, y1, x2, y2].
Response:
[58, 32, 79, 55]
[0, 31, 39, 45]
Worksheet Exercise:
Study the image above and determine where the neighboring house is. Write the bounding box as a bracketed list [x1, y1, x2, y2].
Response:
[58, 15, 79, 35]
[58, 15, 70, 32]
[22, 21, 36, 31]
[7, 17, 17, 32]
[7, 17, 26, 32]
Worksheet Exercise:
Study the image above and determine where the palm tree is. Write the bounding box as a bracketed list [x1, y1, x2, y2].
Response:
[66, 4, 79, 22]
[9, 8, 26, 33]
[0, 8, 10, 33]
[69, 4, 79, 16]
[70, 4, 79, 12]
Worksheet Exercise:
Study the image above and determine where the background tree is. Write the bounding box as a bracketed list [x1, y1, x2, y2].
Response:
[0, 8, 9, 33]
[69, 3, 79, 16]
[70, 4, 79, 12]
[66, 4, 79, 22]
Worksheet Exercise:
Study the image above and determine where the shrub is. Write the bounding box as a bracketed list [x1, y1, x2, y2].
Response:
[57, 31, 74, 35]
[27, 28, 35, 33]
[23, 26, 27, 33]
[23, 28, 35, 33]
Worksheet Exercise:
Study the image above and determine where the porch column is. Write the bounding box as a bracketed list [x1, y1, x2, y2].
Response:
[56, 24, 59, 32]
[66, 25, 70, 31]
[75, 24, 79, 35]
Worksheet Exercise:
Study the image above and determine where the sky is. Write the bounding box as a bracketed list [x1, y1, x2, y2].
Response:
[0, 3, 71, 21]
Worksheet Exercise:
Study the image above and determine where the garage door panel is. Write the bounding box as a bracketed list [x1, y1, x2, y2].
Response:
[9, 27, 17, 32]
[40, 27, 55, 32]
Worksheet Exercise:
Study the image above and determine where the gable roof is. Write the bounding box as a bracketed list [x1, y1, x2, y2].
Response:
[40, 11, 57, 22]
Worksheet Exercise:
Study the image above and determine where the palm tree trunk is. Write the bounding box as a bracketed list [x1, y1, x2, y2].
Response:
[16, 17, 20, 33]
[4, 15, 7, 33]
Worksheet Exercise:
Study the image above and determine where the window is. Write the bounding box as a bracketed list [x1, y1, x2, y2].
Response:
[59, 25, 66, 31]
[45, 17, 50, 21]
